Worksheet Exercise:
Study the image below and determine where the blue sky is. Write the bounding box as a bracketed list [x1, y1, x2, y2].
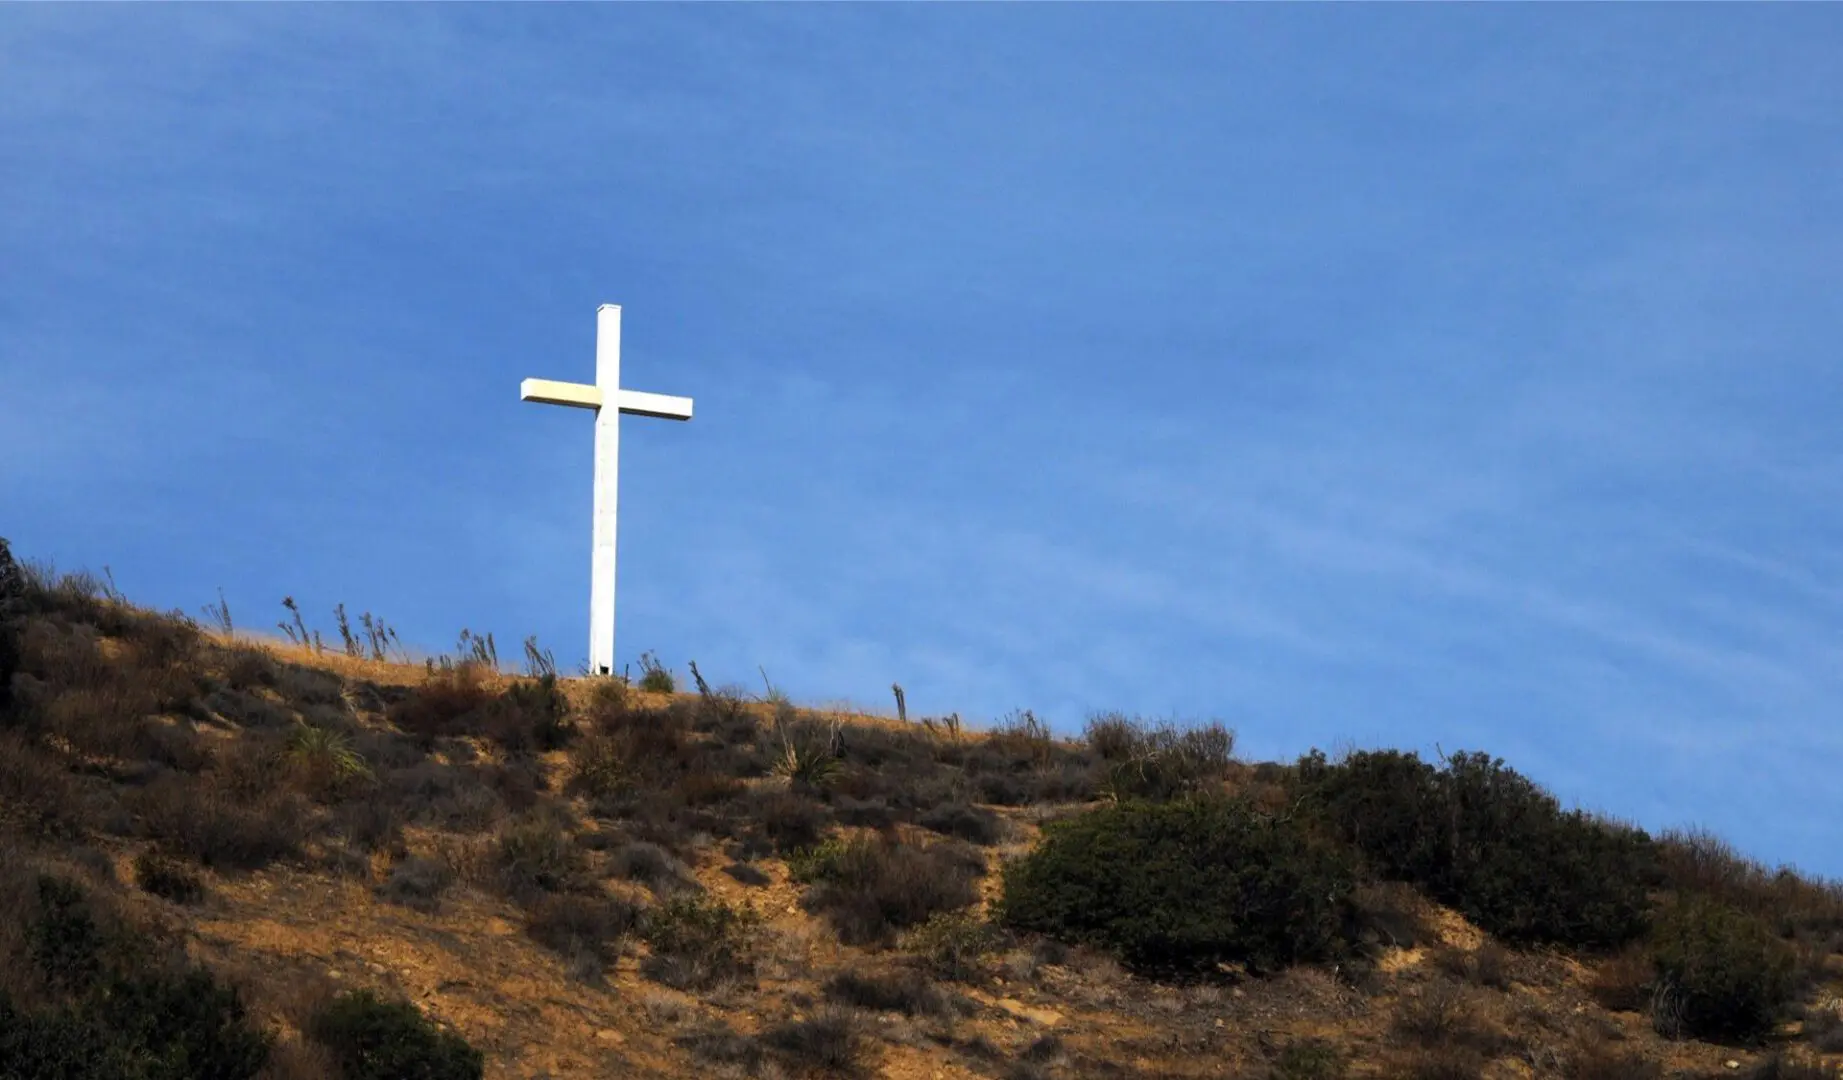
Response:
[5, 7, 1841, 878]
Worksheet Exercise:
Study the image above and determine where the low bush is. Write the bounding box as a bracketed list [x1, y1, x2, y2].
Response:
[134, 853, 205, 905]
[1270, 1037, 1347, 1080]
[377, 857, 456, 913]
[742, 790, 832, 857]
[640, 894, 761, 992]
[760, 1006, 864, 1077]
[308, 988, 484, 1080]
[917, 802, 1007, 846]
[723, 861, 772, 887]
[0, 735, 103, 839]
[904, 910, 1008, 982]
[386, 666, 495, 743]
[1647, 896, 1798, 1043]
[524, 893, 640, 981]
[791, 834, 984, 947]
[610, 841, 698, 894]
[1085, 714, 1235, 802]
[1391, 981, 1502, 1056]
[997, 795, 1359, 976]
[133, 775, 308, 871]
[823, 967, 954, 1017]
[491, 816, 589, 902]
[674, 1020, 764, 1070]
[481, 674, 575, 755]
[1588, 946, 1653, 1013]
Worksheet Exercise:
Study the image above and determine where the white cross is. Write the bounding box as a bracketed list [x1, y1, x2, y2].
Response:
[521, 304, 693, 677]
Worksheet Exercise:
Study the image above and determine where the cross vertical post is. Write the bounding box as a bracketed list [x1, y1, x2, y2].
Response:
[589, 304, 621, 679]
[521, 304, 694, 678]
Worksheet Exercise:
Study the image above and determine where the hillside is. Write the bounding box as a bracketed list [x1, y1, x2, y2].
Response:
[1, 537, 1842, 1080]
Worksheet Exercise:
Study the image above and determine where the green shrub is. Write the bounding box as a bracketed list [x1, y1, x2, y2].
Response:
[309, 989, 482, 1080]
[1295, 748, 1653, 949]
[904, 910, 1008, 982]
[29, 876, 104, 990]
[1271, 1037, 1347, 1080]
[1647, 896, 1798, 1043]
[89, 967, 273, 1080]
[640, 894, 761, 991]
[0, 969, 272, 1080]
[997, 795, 1359, 977]
[637, 652, 676, 694]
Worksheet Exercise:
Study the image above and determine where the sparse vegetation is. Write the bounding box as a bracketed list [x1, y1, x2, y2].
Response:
[2, 544, 1841, 1079]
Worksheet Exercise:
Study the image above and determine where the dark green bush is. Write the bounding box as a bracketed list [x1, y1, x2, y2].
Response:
[904, 909, 1008, 982]
[0, 970, 271, 1080]
[1295, 748, 1653, 949]
[308, 989, 483, 1080]
[29, 876, 104, 990]
[89, 967, 273, 1080]
[1647, 896, 1798, 1043]
[1270, 1037, 1347, 1080]
[996, 795, 1359, 977]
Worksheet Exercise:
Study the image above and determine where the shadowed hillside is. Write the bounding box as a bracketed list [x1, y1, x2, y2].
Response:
[2, 536, 1842, 1080]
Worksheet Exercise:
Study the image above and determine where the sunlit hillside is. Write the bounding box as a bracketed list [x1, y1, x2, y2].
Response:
[2, 537, 1841, 1080]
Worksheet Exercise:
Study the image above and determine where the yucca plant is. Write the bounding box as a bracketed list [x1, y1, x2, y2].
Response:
[284, 722, 373, 792]
[772, 712, 844, 792]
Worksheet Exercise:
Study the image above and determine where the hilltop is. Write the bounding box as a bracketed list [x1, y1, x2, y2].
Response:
[1, 537, 1841, 1080]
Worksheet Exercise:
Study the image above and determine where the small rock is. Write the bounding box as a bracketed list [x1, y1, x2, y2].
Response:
[1725, 1063, 1740, 1071]
[596, 1029, 623, 1044]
